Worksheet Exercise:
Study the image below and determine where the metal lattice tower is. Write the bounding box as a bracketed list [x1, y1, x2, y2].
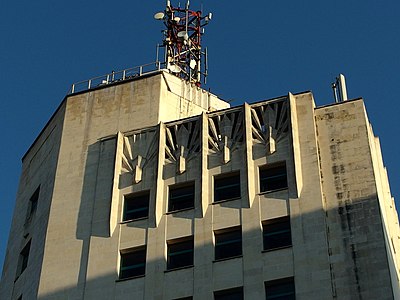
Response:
[155, 0, 211, 86]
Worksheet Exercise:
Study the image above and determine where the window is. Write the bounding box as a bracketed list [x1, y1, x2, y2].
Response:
[28, 187, 40, 218]
[17, 240, 31, 277]
[259, 162, 288, 193]
[168, 182, 195, 212]
[214, 172, 241, 202]
[173, 297, 193, 300]
[263, 216, 292, 251]
[123, 191, 150, 221]
[214, 287, 243, 300]
[119, 246, 146, 279]
[167, 236, 194, 270]
[214, 227, 242, 260]
[265, 277, 295, 300]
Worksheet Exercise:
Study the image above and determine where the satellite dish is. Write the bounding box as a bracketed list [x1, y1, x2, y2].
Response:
[177, 31, 189, 40]
[154, 12, 165, 20]
[168, 64, 181, 73]
[174, 17, 181, 22]
[190, 59, 197, 69]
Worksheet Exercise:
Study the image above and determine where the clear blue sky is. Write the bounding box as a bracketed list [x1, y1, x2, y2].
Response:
[1, 1, 399, 272]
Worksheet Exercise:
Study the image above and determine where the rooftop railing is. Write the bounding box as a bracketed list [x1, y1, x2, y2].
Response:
[68, 61, 165, 94]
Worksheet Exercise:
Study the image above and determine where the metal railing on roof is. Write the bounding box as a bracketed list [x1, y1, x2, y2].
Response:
[68, 61, 165, 94]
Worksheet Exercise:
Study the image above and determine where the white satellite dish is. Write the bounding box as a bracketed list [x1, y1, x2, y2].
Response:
[174, 16, 181, 22]
[154, 12, 165, 20]
[177, 31, 189, 40]
[190, 59, 197, 69]
[168, 64, 181, 73]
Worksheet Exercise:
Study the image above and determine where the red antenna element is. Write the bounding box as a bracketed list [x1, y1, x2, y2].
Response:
[155, 0, 211, 86]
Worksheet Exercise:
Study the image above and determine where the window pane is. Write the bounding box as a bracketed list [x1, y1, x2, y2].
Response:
[265, 278, 295, 300]
[169, 183, 195, 212]
[120, 247, 146, 279]
[214, 172, 241, 202]
[263, 216, 292, 251]
[259, 163, 287, 193]
[123, 191, 150, 221]
[29, 187, 40, 217]
[215, 227, 242, 260]
[167, 237, 194, 270]
[20, 241, 31, 274]
[214, 287, 243, 300]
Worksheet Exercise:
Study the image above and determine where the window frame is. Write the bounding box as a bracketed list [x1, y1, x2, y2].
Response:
[262, 216, 292, 252]
[119, 246, 147, 280]
[166, 236, 194, 270]
[259, 162, 288, 194]
[122, 190, 150, 222]
[16, 240, 31, 279]
[213, 171, 241, 203]
[265, 277, 295, 300]
[26, 186, 40, 222]
[168, 182, 195, 213]
[214, 226, 242, 261]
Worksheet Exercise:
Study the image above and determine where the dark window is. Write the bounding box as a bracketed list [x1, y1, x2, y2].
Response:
[169, 182, 195, 212]
[173, 297, 193, 300]
[263, 216, 292, 251]
[265, 277, 295, 300]
[17, 240, 31, 277]
[119, 246, 146, 279]
[28, 187, 40, 217]
[214, 172, 241, 202]
[123, 191, 150, 221]
[215, 227, 242, 260]
[259, 162, 287, 193]
[214, 287, 243, 300]
[167, 236, 194, 270]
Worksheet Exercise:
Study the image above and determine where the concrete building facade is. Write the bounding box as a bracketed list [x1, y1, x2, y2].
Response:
[1, 70, 399, 299]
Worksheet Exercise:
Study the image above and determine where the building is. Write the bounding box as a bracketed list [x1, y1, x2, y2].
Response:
[0, 67, 399, 299]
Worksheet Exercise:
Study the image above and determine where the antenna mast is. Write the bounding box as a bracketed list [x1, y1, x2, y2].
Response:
[154, 0, 212, 86]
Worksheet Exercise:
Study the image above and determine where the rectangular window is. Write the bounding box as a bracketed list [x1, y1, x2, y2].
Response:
[167, 236, 194, 270]
[265, 277, 295, 300]
[123, 191, 150, 221]
[173, 297, 193, 300]
[214, 287, 243, 300]
[215, 227, 242, 260]
[28, 187, 40, 218]
[263, 216, 292, 251]
[214, 172, 241, 202]
[119, 246, 146, 279]
[17, 240, 31, 277]
[259, 162, 288, 193]
[168, 182, 195, 212]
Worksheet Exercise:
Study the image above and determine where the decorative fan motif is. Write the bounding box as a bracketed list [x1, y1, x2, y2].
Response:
[121, 129, 159, 183]
[208, 109, 244, 163]
[165, 119, 201, 174]
[251, 99, 289, 154]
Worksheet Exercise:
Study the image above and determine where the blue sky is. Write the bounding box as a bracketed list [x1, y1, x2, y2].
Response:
[1, 1, 399, 272]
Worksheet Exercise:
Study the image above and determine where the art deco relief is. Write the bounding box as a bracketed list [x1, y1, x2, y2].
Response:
[165, 119, 201, 174]
[251, 99, 289, 154]
[208, 109, 244, 164]
[121, 129, 159, 184]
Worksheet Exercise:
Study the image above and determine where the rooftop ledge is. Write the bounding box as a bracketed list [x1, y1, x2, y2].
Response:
[69, 61, 166, 95]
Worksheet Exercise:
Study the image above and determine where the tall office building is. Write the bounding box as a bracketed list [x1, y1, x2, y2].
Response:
[0, 68, 399, 299]
[1, 1, 400, 299]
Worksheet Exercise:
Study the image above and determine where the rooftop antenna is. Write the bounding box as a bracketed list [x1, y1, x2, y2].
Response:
[154, 0, 212, 86]
[332, 73, 348, 103]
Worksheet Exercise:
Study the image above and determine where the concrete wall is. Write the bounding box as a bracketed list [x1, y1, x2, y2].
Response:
[315, 100, 397, 299]
[2, 74, 399, 300]
[0, 103, 65, 300]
